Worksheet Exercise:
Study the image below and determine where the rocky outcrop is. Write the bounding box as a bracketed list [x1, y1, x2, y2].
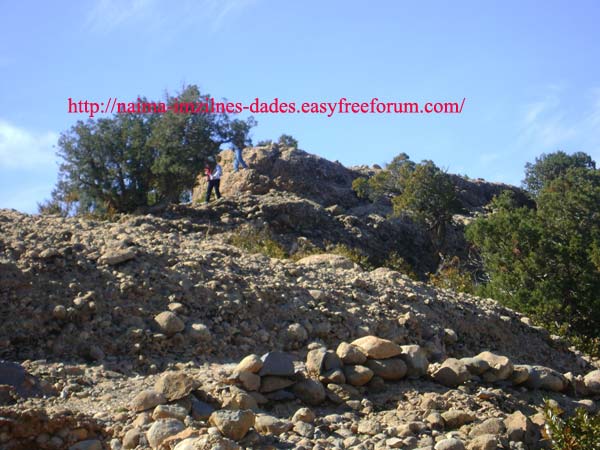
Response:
[192, 146, 363, 208]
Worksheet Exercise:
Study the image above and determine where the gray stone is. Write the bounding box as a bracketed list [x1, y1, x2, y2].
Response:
[155, 371, 197, 401]
[400, 345, 429, 377]
[524, 365, 567, 392]
[343, 365, 374, 386]
[259, 351, 295, 377]
[435, 438, 465, 450]
[154, 311, 185, 336]
[146, 419, 185, 449]
[351, 335, 403, 359]
[209, 409, 255, 441]
[259, 376, 295, 393]
[336, 342, 367, 365]
[433, 358, 470, 387]
[130, 390, 166, 412]
[191, 396, 215, 420]
[292, 379, 326, 405]
[365, 358, 407, 381]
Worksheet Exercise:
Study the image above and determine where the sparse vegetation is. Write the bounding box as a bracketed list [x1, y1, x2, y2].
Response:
[543, 399, 600, 450]
[382, 251, 418, 279]
[325, 243, 372, 269]
[227, 226, 287, 259]
[429, 256, 475, 294]
[278, 134, 298, 148]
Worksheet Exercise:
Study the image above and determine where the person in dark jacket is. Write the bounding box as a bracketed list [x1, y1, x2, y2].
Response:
[205, 156, 222, 203]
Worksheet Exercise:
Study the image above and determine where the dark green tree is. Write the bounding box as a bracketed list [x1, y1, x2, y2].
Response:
[523, 150, 596, 196]
[352, 153, 415, 201]
[467, 159, 600, 339]
[277, 134, 298, 148]
[352, 154, 459, 249]
[228, 117, 257, 151]
[43, 85, 255, 215]
[147, 85, 230, 204]
[391, 160, 461, 240]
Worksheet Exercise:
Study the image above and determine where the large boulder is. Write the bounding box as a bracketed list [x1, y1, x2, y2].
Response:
[351, 336, 403, 359]
[146, 418, 185, 449]
[475, 351, 513, 381]
[365, 358, 407, 381]
[433, 358, 470, 387]
[583, 369, 600, 394]
[399, 345, 429, 377]
[292, 379, 326, 405]
[524, 365, 567, 392]
[259, 352, 295, 377]
[336, 342, 367, 365]
[155, 372, 198, 401]
[209, 409, 255, 441]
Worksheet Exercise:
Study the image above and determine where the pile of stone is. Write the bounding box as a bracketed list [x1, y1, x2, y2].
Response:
[432, 351, 600, 396]
[304, 336, 429, 403]
[126, 371, 216, 449]
[227, 351, 300, 401]
[225, 336, 600, 412]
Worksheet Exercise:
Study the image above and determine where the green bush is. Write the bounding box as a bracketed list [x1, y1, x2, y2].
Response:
[543, 400, 600, 450]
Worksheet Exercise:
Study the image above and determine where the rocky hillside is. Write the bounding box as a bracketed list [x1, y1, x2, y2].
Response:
[0, 149, 598, 450]
[190, 146, 528, 276]
[192, 146, 528, 213]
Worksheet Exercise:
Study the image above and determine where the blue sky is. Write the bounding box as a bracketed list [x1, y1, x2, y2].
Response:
[1, 1, 600, 212]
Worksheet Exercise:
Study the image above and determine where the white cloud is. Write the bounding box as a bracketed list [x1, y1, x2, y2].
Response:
[517, 86, 600, 160]
[85, 0, 157, 32]
[85, 0, 256, 33]
[0, 120, 58, 169]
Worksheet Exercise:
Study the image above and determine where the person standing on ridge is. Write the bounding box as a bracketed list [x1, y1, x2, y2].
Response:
[229, 117, 256, 172]
[205, 156, 222, 203]
[232, 142, 248, 172]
